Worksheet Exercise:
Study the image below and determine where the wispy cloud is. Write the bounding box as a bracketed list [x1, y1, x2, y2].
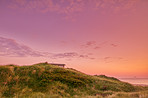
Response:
[103, 56, 124, 63]
[81, 41, 120, 50]
[81, 41, 108, 50]
[51, 52, 78, 59]
[0, 37, 94, 60]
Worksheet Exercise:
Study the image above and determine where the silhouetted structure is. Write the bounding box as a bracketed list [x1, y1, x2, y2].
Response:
[49, 63, 65, 68]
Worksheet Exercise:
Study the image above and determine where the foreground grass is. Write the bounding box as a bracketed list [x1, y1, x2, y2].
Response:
[0, 62, 148, 98]
[108, 90, 148, 98]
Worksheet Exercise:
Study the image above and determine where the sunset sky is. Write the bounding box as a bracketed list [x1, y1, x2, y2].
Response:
[0, 0, 148, 78]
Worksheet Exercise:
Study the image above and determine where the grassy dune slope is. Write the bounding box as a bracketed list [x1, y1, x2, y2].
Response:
[0, 63, 148, 98]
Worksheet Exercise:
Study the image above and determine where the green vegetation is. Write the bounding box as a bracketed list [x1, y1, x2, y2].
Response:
[0, 63, 148, 98]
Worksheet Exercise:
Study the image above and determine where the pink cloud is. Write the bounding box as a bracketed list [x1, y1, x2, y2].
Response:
[94, 46, 101, 50]
[81, 41, 96, 48]
[111, 44, 118, 47]
[81, 41, 108, 50]
[103, 56, 124, 63]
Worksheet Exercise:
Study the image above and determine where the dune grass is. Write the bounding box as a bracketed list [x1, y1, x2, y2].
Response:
[0, 62, 147, 98]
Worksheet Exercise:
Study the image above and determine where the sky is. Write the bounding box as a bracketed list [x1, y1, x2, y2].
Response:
[0, 0, 148, 78]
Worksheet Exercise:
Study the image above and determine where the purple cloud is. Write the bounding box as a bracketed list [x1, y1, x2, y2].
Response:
[0, 37, 43, 57]
[0, 37, 94, 60]
[7, 0, 140, 20]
